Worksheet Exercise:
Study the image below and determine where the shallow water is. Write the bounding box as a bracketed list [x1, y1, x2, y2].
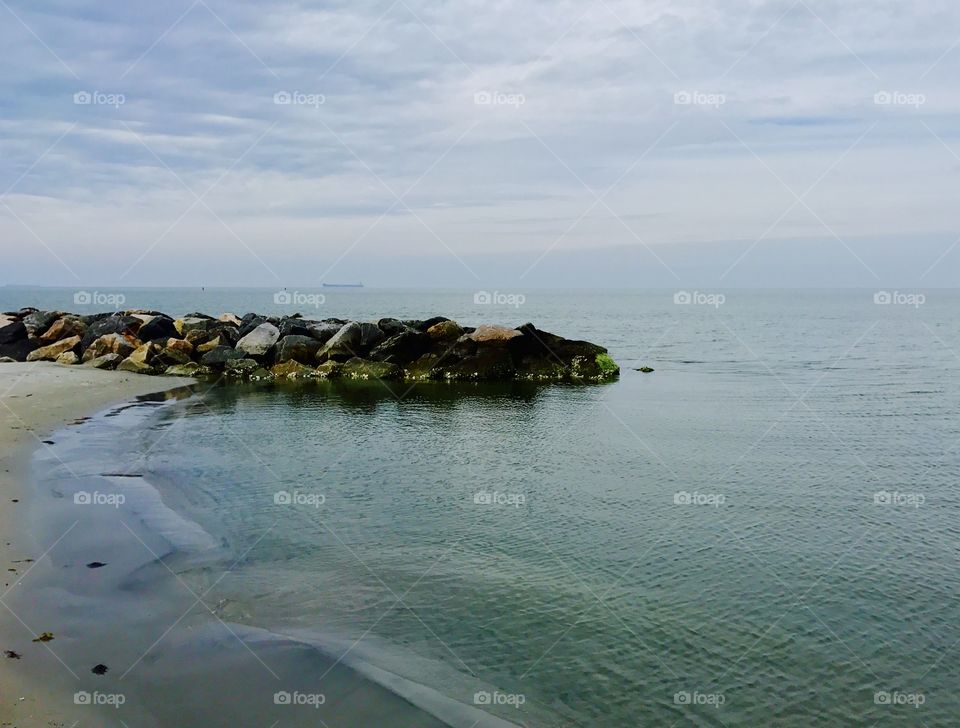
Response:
[19, 289, 960, 726]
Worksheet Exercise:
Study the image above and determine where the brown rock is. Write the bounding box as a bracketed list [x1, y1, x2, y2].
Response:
[469, 324, 522, 344]
[427, 320, 464, 340]
[56, 351, 79, 365]
[40, 316, 86, 342]
[26, 336, 81, 362]
[81, 333, 138, 363]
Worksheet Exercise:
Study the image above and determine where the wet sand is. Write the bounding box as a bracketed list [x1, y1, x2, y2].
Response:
[0, 362, 514, 728]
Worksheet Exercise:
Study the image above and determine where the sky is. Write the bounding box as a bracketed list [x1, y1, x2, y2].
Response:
[1, 0, 959, 288]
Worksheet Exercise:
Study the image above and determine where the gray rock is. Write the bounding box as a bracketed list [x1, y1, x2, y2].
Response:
[318, 322, 361, 362]
[236, 322, 280, 356]
[0, 320, 27, 345]
[359, 322, 385, 350]
[200, 346, 245, 368]
[86, 353, 122, 370]
[276, 335, 322, 364]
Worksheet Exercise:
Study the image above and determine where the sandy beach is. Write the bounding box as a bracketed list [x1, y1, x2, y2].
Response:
[0, 362, 197, 726]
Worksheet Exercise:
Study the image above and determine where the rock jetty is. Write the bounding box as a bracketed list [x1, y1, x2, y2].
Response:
[0, 309, 620, 383]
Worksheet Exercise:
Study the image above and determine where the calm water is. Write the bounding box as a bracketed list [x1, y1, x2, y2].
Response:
[19, 288, 960, 726]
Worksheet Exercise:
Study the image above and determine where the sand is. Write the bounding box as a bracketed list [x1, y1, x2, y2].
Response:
[0, 362, 196, 726]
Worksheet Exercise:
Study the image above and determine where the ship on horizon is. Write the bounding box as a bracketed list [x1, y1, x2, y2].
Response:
[321, 282, 364, 288]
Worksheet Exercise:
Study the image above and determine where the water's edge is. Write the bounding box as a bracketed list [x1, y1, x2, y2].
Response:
[14, 390, 518, 728]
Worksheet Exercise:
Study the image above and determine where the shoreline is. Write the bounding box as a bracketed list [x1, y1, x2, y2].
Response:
[0, 362, 198, 726]
[0, 362, 523, 728]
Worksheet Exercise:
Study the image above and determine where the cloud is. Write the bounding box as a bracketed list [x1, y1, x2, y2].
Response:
[1, 0, 959, 286]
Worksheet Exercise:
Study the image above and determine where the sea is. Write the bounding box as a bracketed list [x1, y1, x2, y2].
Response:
[7, 287, 960, 726]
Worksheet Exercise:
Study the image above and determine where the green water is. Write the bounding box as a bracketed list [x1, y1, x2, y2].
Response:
[26, 289, 960, 726]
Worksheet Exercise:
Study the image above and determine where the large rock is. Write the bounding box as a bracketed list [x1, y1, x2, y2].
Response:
[138, 315, 178, 342]
[156, 338, 193, 366]
[56, 351, 79, 365]
[40, 316, 86, 342]
[278, 318, 313, 338]
[469, 324, 522, 344]
[376, 318, 406, 337]
[438, 347, 515, 381]
[22, 311, 61, 337]
[81, 333, 138, 363]
[200, 346, 245, 368]
[368, 330, 430, 364]
[127, 342, 159, 365]
[317, 322, 361, 362]
[359, 322, 385, 350]
[164, 362, 206, 377]
[0, 339, 38, 361]
[342, 357, 402, 380]
[236, 322, 280, 357]
[80, 316, 141, 352]
[276, 335, 322, 364]
[86, 353, 122, 370]
[225, 358, 261, 378]
[26, 335, 81, 362]
[218, 313, 242, 326]
[305, 322, 342, 343]
[314, 360, 343, 378]
[271, 360, 318, 380]
[175, 317, 214, 336]
[427, 320, 464, 340]
[117, 357, 157, 375]
[0, 320, 27, 345]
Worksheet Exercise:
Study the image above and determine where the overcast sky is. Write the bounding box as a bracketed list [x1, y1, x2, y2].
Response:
[2, 0, 959, 287]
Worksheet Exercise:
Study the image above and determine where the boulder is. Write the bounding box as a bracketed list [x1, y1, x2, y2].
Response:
[236, 322, 280, 357]
[164, 363, 205, 377]
[56, 351, 79, 365]
[439, 347, 515, 381]
[342, 357, 402, 380]
[127, 342, 159, 365]
[80, 316, 141, 352]
[0, 356, 16, 363]
[0, 339, 38, 362]
[26, 335, 81, 362]
[175, 317, 213, 336]
[117, 357, 157, 375]
[405, 316, 449, 332]
[368, 330, 430, 364]
[225, 359, 260, 378]
[278, 318, 313, 338]
[218, 313, 242, 326]
[427, 320, 464, 340]
[40, 316, 86, 342]
[22, 310, 61, 337]
[156, 339, 193, 366]
[271, 360, 318, 379]
[86, 353, 122, 370]
[238, 316, 267, 337]
[138, 315, 178, 342]
[81, 333, 138, 363]
[317, 322, 361, 362]
[196, 336, 226, 354]
[469, 324, 522, 344]
[200, 346, 245, 368]
[359, 322, 385, 350]
[0, 320, 27, 345]
[305, 322, 342, 343]
[314, 360, 343, 378]
[376, 318, 406, 337]
[276, 335, 322, 364]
